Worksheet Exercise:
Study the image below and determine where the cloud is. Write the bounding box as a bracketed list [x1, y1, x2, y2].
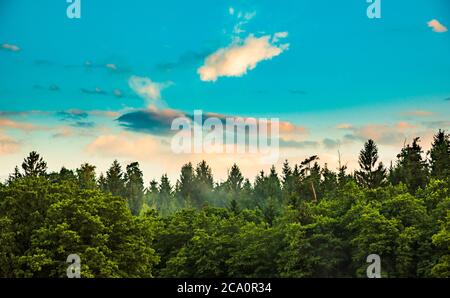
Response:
[81, 87, 108, 95]
[0, 118, 37, 131]
[272, 32, 288, 43]
[1, 43, 20, 52]
[128, 76, 172, 106]
[52, 126, 75, 138]
[396, 121, 416, 130]
[336, 123, 353, 130]
[72, 121, 95, 128]
[57, 109, 89, 121]
[90, 110, 120, 118]
[279, 139, 319, 149]
[402, 110, 434, 117]
[197, 33, 289, 82]
[232, 10, 256, 35]
[229, 7, 235, 15]
[86, 132, 166, 160]
[323, 138, 341, 150]
[422, 120, 450, 129]
[0, 133, 20, 155]
[343, 122, 418, 145]
[428, 19, 448, 33]
[117, 106, 308, 152]
[117, 107, 185, 135]
[105, 63, 117, 70]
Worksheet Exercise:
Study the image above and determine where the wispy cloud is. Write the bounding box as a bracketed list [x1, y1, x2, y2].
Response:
[57, 109, 89, 121]
[0, 133, 20, 155]
[402, 110, 434, 117]
[0, 118, 38, 132]
[1, 43, 20, 52]
[198, 33, 289, 82]
[427, 19, 448, 33]
[128, 76, 173, 107]
[336, 123, 353, 130]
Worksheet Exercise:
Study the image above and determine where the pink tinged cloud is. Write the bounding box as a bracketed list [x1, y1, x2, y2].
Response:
[0, 118, 37, 131]
[0, 134, 20, 155]
[428, 19, 448, 33]
[197, 33, 289, 82]
[336, 123, 353, 130]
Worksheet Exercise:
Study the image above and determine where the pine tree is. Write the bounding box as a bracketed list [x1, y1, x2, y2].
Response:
[176, 163, 196, 207]
[428, 130, 450, 180]
[195, 160, 214, 189]
[395, 137, 428, 193]
[355, 139, 386, 188]
[158, 174, 173, 215]
[194, 160, 214, 207]
[124, 162, 144, 216]
[21, 151, 47, 177]
[267, 165, 282, 200]
[228, 199, 240, 215]
[226, 163, 244, 194]
[7, 166, 22, 184]
[300, 156, 320, 201]
[105, 160, 125, 197]
[98, 173, 107, 192]
[76, 163, 97, 190]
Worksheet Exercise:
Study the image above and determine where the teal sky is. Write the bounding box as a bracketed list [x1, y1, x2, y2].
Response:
[1, 0, 449, 181]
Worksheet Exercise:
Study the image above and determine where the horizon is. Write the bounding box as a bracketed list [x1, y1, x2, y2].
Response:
[1, 0, 449, 183]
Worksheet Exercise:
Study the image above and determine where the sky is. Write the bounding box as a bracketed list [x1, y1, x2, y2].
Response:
[0, 0, 449, 183]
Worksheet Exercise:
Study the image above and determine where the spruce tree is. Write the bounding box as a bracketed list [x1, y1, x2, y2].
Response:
[105, 160, 125, 197]
[21, 151, 47, 177]
[355, 139, 386, 188]
[76, 163, 97, 190]
[124, 162, 144, 216]
[428, 130, 450, 180]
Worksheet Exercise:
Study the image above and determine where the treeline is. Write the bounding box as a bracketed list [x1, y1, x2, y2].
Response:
[0, 130, 449, 277]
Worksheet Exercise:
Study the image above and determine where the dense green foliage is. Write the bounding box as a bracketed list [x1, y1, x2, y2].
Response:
[0, 131, 449, 277]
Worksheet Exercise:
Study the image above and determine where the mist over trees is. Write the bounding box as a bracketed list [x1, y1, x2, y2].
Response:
[0, 130, 449, 277]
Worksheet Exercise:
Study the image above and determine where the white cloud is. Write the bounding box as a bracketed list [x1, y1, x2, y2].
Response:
[272, 31, 288, 43]
[428, 19, 448, 33]
[229, 7, 234, 15]
[105, 63, 117, 70]
[1, 43, 20, 52]
[128, 76, 172, 106]
[197, 33, 289, 82]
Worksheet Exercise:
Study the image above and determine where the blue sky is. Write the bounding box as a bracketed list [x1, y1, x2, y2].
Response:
[0, 0, 449, 181]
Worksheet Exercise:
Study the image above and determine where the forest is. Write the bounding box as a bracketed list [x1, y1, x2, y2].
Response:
[0, 130, 449, 278]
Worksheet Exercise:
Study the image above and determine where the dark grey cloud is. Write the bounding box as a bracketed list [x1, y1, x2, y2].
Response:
[57, 109, 89, 121]
[81, 88, 108, 95]
[72, 121, 95, 128]
[117, 109, 185, 135]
